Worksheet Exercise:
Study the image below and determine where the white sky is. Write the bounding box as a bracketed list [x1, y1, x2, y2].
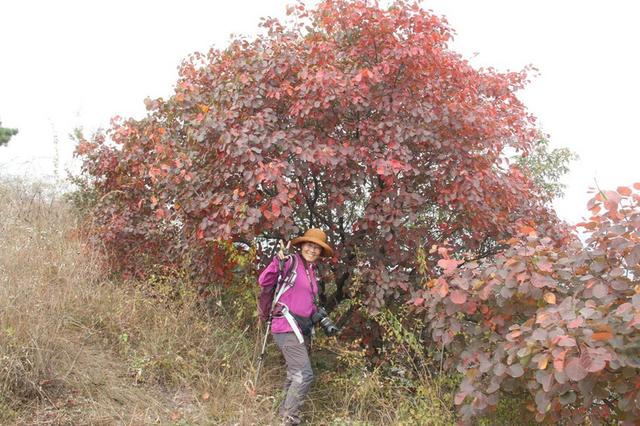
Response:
[1, 0, 638, 225]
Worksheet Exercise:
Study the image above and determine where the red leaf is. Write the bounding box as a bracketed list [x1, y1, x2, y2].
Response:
[507, 364, 524, 378]
[556, 335, 576, 347]
[582, 351, 607, 373]
[531, 273, 552, 288]
[553, 350, 567, 372]
[435, 279, 449, 298]
[617, 186, 632, 196]
[536, 260, 553, 273]
[450, 290, 468, 305]
[464, 300, 477, 314]
[271, 200, 281, 218]
[454, 390, 468, 405]
[437, 258, 463, 275]
[615, 303, 632, 316]
[413, 297, 425, 306]
[592, 283, 608, 299]
[567, 317, 584, 329]
[506, 330, 522, 342]
[565, 357, 588, 381]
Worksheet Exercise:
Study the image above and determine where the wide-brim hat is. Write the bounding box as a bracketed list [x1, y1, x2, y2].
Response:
[291, 228, 334, 257]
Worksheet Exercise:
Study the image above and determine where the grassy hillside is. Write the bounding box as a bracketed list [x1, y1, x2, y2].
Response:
[2, 177, 528, 425]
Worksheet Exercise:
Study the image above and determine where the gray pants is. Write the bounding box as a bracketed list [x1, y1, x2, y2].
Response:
[273, 332, 313, 423]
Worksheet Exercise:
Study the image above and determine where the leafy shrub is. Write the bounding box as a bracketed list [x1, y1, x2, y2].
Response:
[411, 185, 640, 423]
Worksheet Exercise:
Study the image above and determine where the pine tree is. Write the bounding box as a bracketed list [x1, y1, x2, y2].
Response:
[0, 121, 18, 147]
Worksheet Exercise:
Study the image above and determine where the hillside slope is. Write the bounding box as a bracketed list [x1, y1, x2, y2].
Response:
[0, 178, 481, 425]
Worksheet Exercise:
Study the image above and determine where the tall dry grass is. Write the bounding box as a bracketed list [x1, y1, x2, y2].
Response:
[0, 177, 286, 424]
[0, 177, 460, 425]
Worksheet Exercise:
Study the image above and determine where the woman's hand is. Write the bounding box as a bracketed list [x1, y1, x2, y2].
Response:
[277, 240, 291, 260]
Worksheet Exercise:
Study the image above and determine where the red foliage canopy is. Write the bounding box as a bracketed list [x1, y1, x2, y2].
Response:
[75, 0, 560, 306]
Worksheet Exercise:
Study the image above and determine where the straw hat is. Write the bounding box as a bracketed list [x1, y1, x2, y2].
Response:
[291, 228, 334, 257]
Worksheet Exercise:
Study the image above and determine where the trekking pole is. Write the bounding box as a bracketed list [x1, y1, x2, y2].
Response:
[252, 242, 288, 393]
[253, 316, 273, 392]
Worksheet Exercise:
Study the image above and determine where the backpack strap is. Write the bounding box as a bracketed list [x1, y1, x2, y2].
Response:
[272, 254, 298, 306]
[271, 255, 306, 344]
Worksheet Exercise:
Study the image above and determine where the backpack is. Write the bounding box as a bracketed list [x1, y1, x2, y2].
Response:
[258, 255, 298, 321]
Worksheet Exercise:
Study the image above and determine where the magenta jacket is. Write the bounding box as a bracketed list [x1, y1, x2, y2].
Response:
[258, 253, 318, 334]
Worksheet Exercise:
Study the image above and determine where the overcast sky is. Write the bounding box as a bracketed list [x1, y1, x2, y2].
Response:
[1, 0, 638, 225]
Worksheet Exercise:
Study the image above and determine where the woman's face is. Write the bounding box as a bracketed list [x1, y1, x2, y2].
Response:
[300, 242, 322, 263]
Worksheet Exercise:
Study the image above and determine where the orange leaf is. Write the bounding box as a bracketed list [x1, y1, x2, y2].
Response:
[538, 354, 549, 370]
[592, 331, 613, 341]
[536, 311, 551, 324]
[202, 391, 210, 401]
[518, 225, 536, 236]
[543, 292, 556, 305]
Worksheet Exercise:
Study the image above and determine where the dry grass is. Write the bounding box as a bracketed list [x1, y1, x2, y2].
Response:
[1, 178, 172, 424]
[0, 177, 286, 425]
[0, 177, 460, 425]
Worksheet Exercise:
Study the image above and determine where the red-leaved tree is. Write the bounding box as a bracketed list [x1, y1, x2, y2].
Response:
[74, 2, 640, 422]
[75, 0, 562, 307]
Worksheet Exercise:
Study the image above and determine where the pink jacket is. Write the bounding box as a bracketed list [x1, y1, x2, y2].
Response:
[258, 253, 318, 334]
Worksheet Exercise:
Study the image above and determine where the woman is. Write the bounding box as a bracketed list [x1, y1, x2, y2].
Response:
[258, 228, 334, 426]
